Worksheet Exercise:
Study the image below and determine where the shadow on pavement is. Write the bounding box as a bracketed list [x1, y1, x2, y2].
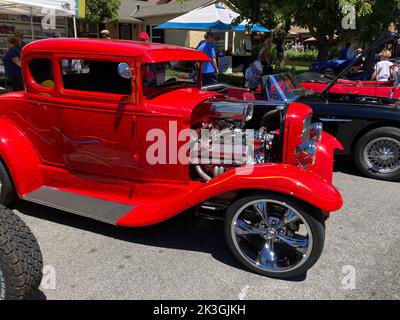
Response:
[334, 156, 363, 178]
[14, 201, 307, 282]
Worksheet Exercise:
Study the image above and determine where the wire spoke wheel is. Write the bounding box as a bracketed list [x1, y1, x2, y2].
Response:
[364, 137, 400, 174]
[230, 199, 313, 274]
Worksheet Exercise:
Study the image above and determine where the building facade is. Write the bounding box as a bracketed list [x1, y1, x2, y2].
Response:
[82, 0, 249, 53]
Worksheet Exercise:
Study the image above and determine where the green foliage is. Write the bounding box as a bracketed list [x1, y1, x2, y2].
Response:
[340, 0, 400, 42]
[266, 44, 277, 63]
[85, 0, 121, 23]
[228, 0, 400, 60]
[284, 50, 318, 62]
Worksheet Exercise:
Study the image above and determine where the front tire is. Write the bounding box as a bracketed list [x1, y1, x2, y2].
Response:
[354, 127, 400, 181]
[225, 192, 325, 279]
[0, 207, 43, 300]
[0, 161, 18, 206]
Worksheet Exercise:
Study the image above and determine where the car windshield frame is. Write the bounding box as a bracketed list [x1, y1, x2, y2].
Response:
[265, 73, 308, 103]
[141, 60, 201, 97]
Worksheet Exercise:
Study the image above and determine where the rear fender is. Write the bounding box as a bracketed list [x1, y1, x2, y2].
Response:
[117, 163, 343, 227]
[0, 119, 43, 196]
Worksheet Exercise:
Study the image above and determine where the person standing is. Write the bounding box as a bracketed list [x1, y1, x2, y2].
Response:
[2, 37, 23, 91]
[258, 41, 273, 75]
[371, 50, 394, 82]
[197, 32, 219, 85]
[258, 41, 270, 64]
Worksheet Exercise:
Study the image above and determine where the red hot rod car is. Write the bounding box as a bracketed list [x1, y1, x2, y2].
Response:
[0, 39, 343, 278]
[298, 72, 400, 100]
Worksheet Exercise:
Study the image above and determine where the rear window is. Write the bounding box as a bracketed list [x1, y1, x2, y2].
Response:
[60, 59, 131, 95]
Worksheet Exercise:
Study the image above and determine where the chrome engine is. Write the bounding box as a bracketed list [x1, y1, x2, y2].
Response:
[192, 102, 279, 182]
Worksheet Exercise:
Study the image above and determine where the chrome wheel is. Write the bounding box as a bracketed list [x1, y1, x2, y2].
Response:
[364, 137, 400, 174]
[231, 199, 313, 274]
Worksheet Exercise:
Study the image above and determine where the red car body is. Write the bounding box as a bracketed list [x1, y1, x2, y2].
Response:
[0, 39, 343, 226]
[301, 77, 400, 99]
[0, 39, 343, 278]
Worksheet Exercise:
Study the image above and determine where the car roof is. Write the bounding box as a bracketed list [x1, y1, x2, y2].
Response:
[22, 38, 210, 63]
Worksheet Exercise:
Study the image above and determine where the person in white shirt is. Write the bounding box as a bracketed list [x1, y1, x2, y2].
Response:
[245, 60, 263, 90]
[371, 50, 394, 81]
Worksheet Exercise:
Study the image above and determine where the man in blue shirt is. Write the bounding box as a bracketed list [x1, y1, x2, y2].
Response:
[197, 32, 219, 85]
[2, 37, 23, 91]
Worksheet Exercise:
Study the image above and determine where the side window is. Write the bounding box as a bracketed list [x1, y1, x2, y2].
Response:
[29, 58, 54, 89]
[60, 59, 131, 95]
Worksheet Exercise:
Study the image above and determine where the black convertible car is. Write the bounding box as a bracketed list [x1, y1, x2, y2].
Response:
[205, 72, 400, 182]
[205, 33, 400, 181]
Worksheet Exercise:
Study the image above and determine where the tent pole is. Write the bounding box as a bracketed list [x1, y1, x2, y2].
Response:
[30, 8, 34, 41]
[73, 16, 78, 38]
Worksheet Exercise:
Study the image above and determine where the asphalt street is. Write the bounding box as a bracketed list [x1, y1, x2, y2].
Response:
[13, 158, 400, 300]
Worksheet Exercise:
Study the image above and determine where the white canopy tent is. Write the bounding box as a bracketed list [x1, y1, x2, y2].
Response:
[155, 4, 270, 32]
[0, 0, 77, 39]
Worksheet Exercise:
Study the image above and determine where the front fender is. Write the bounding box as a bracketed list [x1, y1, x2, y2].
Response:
[117, 163, 343, 227]
[309, 132, 343, 183]
[0, 118, 43, 196]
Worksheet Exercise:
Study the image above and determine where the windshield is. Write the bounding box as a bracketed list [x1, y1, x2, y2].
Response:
[265, 73, 307, 102]
[142, 61, 199, 96]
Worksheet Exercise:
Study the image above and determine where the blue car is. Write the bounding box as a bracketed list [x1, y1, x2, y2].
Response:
[311, 59, 353, 74]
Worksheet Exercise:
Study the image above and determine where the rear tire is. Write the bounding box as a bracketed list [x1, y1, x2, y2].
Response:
[225, 192, 325, 279]
[354, 127, 400, 181]
[0, 207, 43, 300]
[0, 161, 18, 206]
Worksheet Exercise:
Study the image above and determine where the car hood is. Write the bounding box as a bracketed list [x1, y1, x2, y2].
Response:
[143, 87, 220, 118]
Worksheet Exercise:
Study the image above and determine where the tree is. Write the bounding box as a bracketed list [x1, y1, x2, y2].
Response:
[340, 0, 400, 43]
[85, 0, 121, 23]
[229, 0, 400, 60]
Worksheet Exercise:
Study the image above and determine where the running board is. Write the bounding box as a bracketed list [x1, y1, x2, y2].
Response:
[23, 187, 135, 225]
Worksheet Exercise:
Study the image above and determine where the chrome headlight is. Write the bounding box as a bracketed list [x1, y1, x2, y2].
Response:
[295, 140, 317, 168]
[301, 115, 313, 143]
[310, 122, 323, 141]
